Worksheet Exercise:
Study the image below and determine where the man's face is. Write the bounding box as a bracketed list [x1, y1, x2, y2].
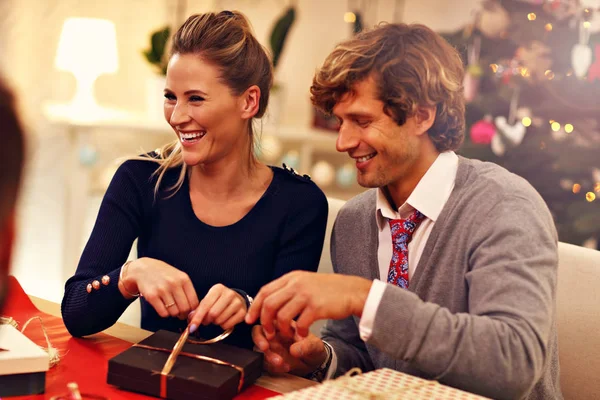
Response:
[332, 76, 422, 189]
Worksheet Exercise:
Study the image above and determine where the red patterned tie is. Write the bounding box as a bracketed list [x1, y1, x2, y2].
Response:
[388, 210, 426, 288]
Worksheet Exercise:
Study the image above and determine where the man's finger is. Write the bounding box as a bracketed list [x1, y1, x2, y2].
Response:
[276, 296, 307, 338]
[290, 336, 324, 363]
[263, 352, 290, 375]
[295, 307, 318, 338]
[260, 285, 295, 338]
[251, 325, 270, 352]
[246, 276, 289, 324]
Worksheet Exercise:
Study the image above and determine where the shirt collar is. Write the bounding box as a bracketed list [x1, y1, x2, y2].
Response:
[376, 151, 458, 230]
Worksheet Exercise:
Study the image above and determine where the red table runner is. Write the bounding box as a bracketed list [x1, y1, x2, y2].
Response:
[2, 276, 279, 399]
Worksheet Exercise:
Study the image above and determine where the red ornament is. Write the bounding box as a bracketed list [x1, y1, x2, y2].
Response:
[587, 45, 600, 82]
[470, 118, 497, 145]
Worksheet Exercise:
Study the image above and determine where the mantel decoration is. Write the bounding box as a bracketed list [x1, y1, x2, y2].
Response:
[265, 5, 296, 128]
[143, 26, 171, 76]
[142, 26, 171, 119]
[311, 3, 365, 132]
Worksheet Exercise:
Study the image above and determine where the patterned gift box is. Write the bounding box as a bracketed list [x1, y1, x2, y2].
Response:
[269, 368, 490, 400]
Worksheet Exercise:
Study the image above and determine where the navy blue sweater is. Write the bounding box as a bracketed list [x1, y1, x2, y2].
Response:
[61, 159, 328, 349]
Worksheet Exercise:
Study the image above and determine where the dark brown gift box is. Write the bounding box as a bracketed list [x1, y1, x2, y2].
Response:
[107, 330, 263, 400]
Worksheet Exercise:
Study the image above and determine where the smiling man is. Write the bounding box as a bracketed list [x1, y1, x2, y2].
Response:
[246, 23, 562, 400]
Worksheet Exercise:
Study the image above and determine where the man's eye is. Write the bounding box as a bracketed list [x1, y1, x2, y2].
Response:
[356, 120, 371, 128]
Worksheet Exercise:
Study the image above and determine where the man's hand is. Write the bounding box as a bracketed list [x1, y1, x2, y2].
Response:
[252, 324, 327, 376]
[245, 271, 372, 338]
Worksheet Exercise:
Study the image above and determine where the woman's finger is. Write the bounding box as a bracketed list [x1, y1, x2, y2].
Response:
[172, 285, 191, 319]
[214, 299, 243, 327]
[220, 308, 246, 330]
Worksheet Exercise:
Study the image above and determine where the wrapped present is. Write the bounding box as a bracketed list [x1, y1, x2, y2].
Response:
[0, 323, 50, 396]
[269, 368, 491, 400]
[107, 329, 263, 400]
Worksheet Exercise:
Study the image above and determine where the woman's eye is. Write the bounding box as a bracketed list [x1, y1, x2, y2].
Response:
[189, 95, 205, 102]
[164, 93, 176, 101]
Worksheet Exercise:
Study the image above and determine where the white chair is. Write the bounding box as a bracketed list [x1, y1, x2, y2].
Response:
[309, 197, 345, 336]
[556, 242, 600, 400]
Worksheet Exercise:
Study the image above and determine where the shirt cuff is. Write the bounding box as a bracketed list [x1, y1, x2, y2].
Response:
[323, 341, 338, 380]
[358, 279, 387, 342]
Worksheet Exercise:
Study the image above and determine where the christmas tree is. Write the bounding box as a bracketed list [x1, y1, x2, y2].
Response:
[441, 0, 600, 249]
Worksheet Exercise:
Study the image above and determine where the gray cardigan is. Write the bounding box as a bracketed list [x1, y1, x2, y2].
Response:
[323, 157, 562, 400]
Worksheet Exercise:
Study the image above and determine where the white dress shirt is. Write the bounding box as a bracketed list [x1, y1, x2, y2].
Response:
[358, 151, 459, 341]
[324, 151, 458, 379]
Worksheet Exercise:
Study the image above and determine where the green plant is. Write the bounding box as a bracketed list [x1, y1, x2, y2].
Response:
[142, 26, 171, 76]
[269, 6, 296, 70]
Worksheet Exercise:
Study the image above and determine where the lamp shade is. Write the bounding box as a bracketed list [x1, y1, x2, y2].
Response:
[55, 18, 118, 77]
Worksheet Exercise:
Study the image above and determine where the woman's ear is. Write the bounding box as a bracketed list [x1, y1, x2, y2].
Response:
[414, 106, 436, 136]
[240, 85, 260, 120]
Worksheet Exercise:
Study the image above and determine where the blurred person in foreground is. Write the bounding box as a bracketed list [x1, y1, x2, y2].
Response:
[61, 11, 327, 349]
[247, 22, 562, 400]
[0, 76, 25, 310]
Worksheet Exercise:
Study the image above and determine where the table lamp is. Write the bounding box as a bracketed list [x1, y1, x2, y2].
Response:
[51, 17, 119, 119]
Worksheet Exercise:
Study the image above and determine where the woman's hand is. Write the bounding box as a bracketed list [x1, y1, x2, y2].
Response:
[119, 257, 199, 320]
[187, 284, 247, 333]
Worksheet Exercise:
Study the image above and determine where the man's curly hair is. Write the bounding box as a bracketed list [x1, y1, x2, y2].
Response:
[311, 23, 465, 152]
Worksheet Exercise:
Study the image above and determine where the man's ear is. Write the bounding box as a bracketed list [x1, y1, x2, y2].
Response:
[414, 106, 437, 136]
[240, 85, 261, 120]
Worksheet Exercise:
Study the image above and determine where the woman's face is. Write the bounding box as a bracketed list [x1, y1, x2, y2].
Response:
[164, 53, 252, 167]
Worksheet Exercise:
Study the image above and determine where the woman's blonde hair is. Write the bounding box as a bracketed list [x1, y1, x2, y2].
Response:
[137, 11, 273, 197]
[311, 23, 465, 152]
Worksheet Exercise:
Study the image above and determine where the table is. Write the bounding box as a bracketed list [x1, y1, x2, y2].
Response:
[28, 295, 317, 395]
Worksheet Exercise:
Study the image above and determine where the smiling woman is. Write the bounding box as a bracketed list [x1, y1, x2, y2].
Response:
[60, 11, 329, 350]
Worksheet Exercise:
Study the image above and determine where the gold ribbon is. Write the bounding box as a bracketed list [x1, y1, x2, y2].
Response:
[133, 327, 240, 398]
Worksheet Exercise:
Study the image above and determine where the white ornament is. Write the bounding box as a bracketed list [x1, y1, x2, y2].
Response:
[258, 135, 282, 163]
[516, 107, 531, 120]
[592, 167, 600, 183]
[559, 179, 574, 191]
[280, 150, 300, 170]
[572, 44, 593, 78]
[310, 161, 335, 187]
[582, 237, 598, 250]
[491, 133, 505, 156]
[495, 116, 526, 146]
[476, 2, 510, 39]
[551, 127, 568, 142]
[336, 163, 356, 187]
[580, 0, 600, 8]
